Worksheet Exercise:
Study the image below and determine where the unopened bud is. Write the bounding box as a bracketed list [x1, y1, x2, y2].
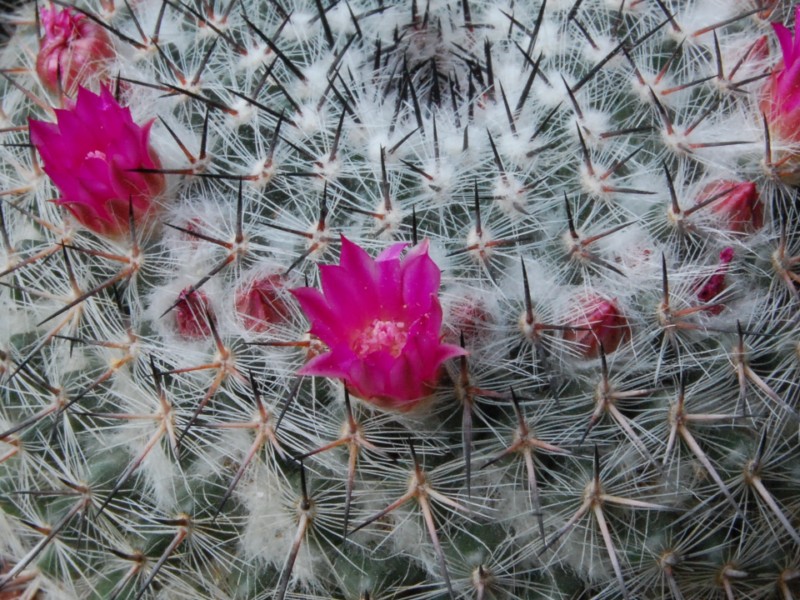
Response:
[564, 295, 629, 358]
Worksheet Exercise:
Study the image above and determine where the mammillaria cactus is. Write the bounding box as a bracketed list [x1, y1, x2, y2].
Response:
[1, 0, 799, 598]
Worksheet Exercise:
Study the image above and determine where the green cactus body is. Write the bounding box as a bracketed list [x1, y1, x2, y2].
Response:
[1, 1, 799, 598]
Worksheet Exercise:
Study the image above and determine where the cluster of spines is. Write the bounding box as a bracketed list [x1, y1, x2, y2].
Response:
[1, 0, 800, 598]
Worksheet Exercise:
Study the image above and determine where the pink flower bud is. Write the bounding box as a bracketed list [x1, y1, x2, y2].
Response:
[36, 6, 114, 95]
[696, 248, 734, 315]
[236, 274, 290, 332]
[175, 288, 213, 339]
[761, 7, 800, 182]
[755, 1, 779, 21]
[292, 236, 466, 411]
[446, 295, 495, 346]
[29, 86, 166, 238]
[696, 180, 763, 233]
[563, 295, 629, 359]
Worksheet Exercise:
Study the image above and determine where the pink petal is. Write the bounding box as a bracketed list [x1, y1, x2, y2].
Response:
[431, 342, 468, 365]
[795, 6, 800, 52]
[774, 23, 794, 63]
[401, 246, 440, 316]
[338, 235, 378, 287]
[319, 263, 374, 323]
[27, 119, 63, 166]
[353, 351, 406, 401]
[377, 241, 408, 262]
[407, 298, 444, 339]
[397, 333, 435, 379]
[73, 157, 116, 211]
[403, 328, 457, 380]
[386, 356, 423, 406]
[778, 70, 800, 113]
[299, 346, 354, 379]
[73, 86, 106, 125]
[375, 255, 404, 316]
[291, 286, 348, 343]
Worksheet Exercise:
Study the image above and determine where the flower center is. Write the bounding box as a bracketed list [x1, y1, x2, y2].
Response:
[86, 150, 107, 161]
[353, 319, 408, 358]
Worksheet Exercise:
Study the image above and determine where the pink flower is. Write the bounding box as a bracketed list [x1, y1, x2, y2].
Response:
[762, 7, 800, 181]
[36, 6, 114, 94]
[29, 86, 165, 238]
[563, 295, 629, 359]
[292, 236, 466, 411]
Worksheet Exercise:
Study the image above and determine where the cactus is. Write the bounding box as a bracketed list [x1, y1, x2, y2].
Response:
[1, 0, 800, 598]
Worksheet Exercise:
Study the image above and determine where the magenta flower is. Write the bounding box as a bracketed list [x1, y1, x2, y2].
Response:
[292, 236, 466, 411]
[29, 86, 165, 238]
[762, 7, 800, 181]
[36, 6, 114, 95]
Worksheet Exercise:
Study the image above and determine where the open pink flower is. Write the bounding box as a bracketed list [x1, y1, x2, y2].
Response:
[36, 6, 114, 94]
[292, 236, 466, 411]
[29, 86, 165, 238]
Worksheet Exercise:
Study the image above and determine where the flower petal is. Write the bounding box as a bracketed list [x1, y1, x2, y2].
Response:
[338, 235, 378, 288]
[291, 286, 348, 343]
[319, 264, 374, 325]
[299, 346, 355, 379]
[377, 241, 408, 262]
[375, 254, 404, 316]
[774, 23, 794, 64]
[401, 242, 440, 317]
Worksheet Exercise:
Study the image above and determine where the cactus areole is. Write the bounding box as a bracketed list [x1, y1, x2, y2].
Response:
[2, 2, 800, 599]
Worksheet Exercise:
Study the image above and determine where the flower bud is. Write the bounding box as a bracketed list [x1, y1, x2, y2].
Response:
[36, 6, 114, 95]
[761, 7, 800, 183]
[175, 288, 213, 339]
[236, 274, 290, 332]
[563, 295, 629, 358]
[446, 294, 496, 346]
[696, 180, 763, 234]
[696, 248, 734, 315]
